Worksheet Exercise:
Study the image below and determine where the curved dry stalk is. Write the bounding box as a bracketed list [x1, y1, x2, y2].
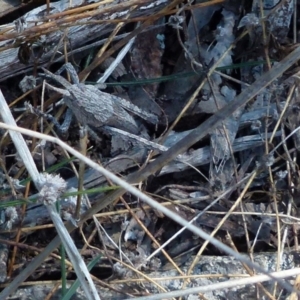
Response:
[0, 91, 100, 300]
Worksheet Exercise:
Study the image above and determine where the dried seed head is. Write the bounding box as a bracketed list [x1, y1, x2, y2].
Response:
[39, 173, 67, 205]
[4, 207, 19, 230]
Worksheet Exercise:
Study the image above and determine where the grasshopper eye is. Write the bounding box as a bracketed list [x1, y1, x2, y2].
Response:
[18, 42, 32, 65]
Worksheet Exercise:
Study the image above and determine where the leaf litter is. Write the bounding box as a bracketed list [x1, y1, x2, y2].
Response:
[0, 0, 300, 299]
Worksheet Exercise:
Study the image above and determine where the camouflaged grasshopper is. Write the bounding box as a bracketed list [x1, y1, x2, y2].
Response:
[41, 63, 158, 136]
